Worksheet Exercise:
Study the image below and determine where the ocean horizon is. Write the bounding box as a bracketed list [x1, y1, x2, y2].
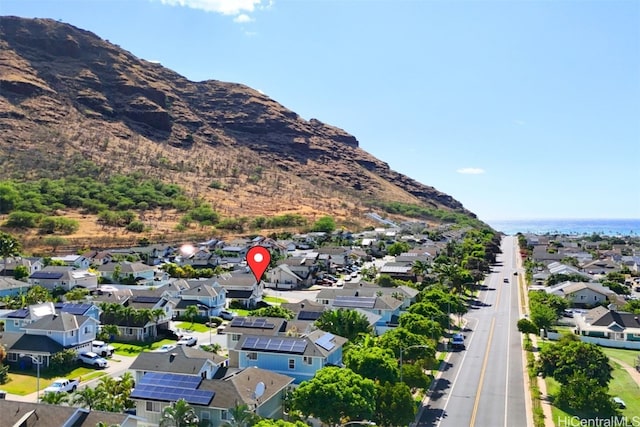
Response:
[485, 218, 640, 236]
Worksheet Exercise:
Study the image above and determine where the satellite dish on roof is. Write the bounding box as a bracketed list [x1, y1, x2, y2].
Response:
[254, 381, 265, 400]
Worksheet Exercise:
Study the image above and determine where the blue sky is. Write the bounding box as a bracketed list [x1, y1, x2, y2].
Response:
[2, 0, 639, 222]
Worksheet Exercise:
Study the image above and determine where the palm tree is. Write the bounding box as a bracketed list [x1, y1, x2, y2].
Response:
[222, 403, 259, 427]
[184, 305, 198, 326]
[40, 390, 69, 405]
[151, 308, 166, 338]
[0, 232, 21, 277]
[159, 398, 200, 427]
[72, 386, 103, 410]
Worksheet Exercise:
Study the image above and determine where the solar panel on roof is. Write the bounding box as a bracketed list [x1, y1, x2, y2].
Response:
[131, 384, 214, 405]
[315, 333, 336, 351]
[242, 337, 307, 354]
[298, 311, 322, 321]
[334, 296, 376, 309]
[139, 372, 202, 389]
[230, 317, 275, 329]
[132, 296, 161, 303]
[58, 303, 93, 315]
[8, 308, 29, 318]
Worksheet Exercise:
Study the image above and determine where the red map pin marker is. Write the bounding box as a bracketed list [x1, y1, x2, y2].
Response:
[246, 246, 271, 283]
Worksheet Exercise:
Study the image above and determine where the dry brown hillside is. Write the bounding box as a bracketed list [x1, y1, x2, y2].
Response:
[0, 16, 480, 250]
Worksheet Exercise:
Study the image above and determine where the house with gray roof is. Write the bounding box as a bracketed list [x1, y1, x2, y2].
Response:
[28, 266, 98, 291]
[0, 400, 138, 427]
[0, 276, 31, 298]
[546, 281, 615, 308]
[574, 305, 640, 346]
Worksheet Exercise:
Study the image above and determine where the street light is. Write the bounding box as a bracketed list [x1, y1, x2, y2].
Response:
[20, 353, 41, 402]
[399, 345, 431, 383]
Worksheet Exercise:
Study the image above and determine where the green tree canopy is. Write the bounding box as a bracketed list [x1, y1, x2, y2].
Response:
[344, 345, 399, 383]
[159, 398, 199, 427]
[374, 381, 416, 427]
[315, 309, 373, 341]
[249, 305, 295, 320]
[310, 215, 336, 233]
[292, 367, 376, 425]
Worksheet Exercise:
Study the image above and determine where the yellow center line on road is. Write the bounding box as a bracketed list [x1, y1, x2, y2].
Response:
[470, 317, 496, 427]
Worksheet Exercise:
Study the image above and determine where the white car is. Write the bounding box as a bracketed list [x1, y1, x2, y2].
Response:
[177, 336, 197, 347]
[152, 344, 177, 352]
[220, 310, 236, 320]
[78, 352, 108, 368]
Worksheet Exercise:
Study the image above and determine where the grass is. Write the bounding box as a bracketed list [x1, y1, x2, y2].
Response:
[263, 295, 288, 305]
[176, 321, 209, 333]
[112, 338, 176, 356]
[3, 366, 95, 396]
[601, 347, 640, 368]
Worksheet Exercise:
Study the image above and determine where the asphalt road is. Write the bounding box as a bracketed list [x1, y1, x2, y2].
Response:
[417, 235, 528, 427]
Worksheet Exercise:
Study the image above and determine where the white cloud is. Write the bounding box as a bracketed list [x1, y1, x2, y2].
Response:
[234, 13, 254, 23]
[457, 168, 485, 175]
[154, 0, 264, 15]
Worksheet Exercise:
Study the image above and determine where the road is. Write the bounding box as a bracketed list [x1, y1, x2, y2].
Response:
[417, 235, 528, 427]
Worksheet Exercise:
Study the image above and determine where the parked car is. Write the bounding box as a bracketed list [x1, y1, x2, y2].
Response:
[92, 340, 115, 357]
[79, 352, 108, 368]
[177, 336, 197, 346]
[152, 344, 177, 352]
[503, 277, 509, 283]
[562, 309, 574, 318]
[452, 333, 465, 350]
[44, 378, 78, 394]
[220, 310, 236, 320]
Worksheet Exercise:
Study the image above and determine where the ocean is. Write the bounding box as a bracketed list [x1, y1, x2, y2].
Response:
[486, 218, 640, 236]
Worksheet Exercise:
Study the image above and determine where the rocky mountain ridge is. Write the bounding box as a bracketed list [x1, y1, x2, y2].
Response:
[0, 16, 474, 227]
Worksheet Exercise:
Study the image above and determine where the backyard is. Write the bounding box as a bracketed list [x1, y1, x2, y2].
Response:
[2, 366, 102, 396]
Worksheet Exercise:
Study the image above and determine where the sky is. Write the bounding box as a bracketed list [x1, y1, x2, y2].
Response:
[1, 0, 639, 223]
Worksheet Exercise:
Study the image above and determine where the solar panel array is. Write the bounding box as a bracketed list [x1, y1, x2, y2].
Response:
[230, 317, 275, 329]
[56, 303, 93, 315]
[131, 384, 214, 406]
[298, 310, 323, 321]
[8, 308, 29, 318]
[242, 336, 307, 354]
[132, 296, 161, 304]
[334, 296, 376, 309]
[139, 372, 202, 389]
[315, 332, 335, 351]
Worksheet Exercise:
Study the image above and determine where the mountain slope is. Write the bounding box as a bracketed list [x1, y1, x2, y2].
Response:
[0, 16, 474, 230]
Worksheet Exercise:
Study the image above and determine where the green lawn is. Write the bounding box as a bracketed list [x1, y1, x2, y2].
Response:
[176, 321, 210, 333]
[3, 366, 95, 396]
[602, 347, 640, 369]
[263, 296, 287, 305]
[112, 338, 176, 356]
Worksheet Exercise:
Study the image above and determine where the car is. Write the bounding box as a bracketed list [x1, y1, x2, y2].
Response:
[612, 397, 626, 409]
[220, 310, 236, 320]
[513, 271, 518, 276]
[44, 378, 79, 394]
[78, 352, 108, 368]
[91, 340, 115, 357]
[153, 344, 177, 352]
[177, 336, 197, 346]
[452, 333, 465, 349]
[503, 277, 509, 283]
[563, 309, 574, 318]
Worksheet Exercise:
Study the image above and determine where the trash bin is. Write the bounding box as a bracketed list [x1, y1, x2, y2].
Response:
[0, 390, 7, 399]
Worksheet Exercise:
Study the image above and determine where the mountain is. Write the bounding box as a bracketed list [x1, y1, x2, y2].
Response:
[0, 16, 477, 235]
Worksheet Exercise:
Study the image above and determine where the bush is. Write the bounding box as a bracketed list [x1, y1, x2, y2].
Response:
[50, 349, 78, 373]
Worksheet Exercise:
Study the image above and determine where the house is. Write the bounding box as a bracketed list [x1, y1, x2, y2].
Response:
[343, 281, 419, 309]
[170, 280, 227, 318]
[271, 256, 318, 287]
[97, 261, 157, 284]
[574, 306, 640, 343]
[28, 266, 98, 291]
[50, 255, 91, 269]
[0, 256, 44, 276]
[581, 258, 622, 276]
[0, 400, 138, 427]
[81, 249, 114, 266]
[131, 367, 293, 427]
[129, 344, 228, 384]
[234, 329, 347, 384]
[99, 291, 174, 341]
[216, 271, 263, 308]
[377, 262, 415, 281]
[0, 302, 99, 367]
[0, 276, 31, 298]
[546, 281, 615, 308]
[224, 317, 288, 358]
[267, 264, 306, 290]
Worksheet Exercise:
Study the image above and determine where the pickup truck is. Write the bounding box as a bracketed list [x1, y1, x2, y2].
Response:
[92, 340, 115, 357]
[43, 378, 79, 394]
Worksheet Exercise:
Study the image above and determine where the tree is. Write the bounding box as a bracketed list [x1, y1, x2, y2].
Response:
[377, 328, 434, 362]
[386, 241, 410, 256]
[400, 363, 430, 390]
[406, 302, 448, 330]
[315, 309, 373, 341]
[292, 367, 376, 425]
[40, 390, 69, 405]
[516, 318, 538, 335]
[344, 346, 399, 383]
[311, 216, 336, 233]
[151, 308, 166, 337]
[72, 386, 103, 410]
[254, 421, 307, 427]
[13, 265, 29, 281]
[399, 312, 442, 342]
[160, 398, 200, 427]
[374, 381, 416, 427]
[64, 287, 89, 302]
[0, 232, 21, 277]
[97, 324, 120, 342]
[43, 236, 68, 252]
[249, 305, 294, 319]
[536, 336, 613, 387]
[222, 403, 259, 427]
[184, 305, 199, 325]
[554, 373, 618, 416]
[529, 304, 557, 331]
